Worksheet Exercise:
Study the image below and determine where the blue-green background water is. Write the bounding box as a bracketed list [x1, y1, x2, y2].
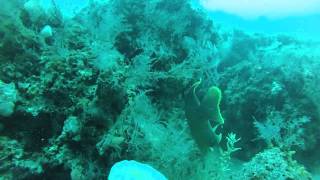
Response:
[209, 12, 320, 40]
[50, 0, 320, 39]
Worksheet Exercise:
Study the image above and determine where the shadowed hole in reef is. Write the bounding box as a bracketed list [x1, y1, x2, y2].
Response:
[1, 113, 58, 152]
[24, 164, 71, 180]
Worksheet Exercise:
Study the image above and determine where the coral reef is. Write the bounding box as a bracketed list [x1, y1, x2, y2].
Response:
[239, 148, 312, 180]
[0, 81, 18, 117]
[0, 0, 319, 179]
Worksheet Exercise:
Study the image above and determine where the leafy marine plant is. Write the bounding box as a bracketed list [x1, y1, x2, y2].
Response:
[184, 79, 224, 152]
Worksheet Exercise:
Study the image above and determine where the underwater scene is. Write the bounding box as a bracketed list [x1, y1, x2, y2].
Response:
[0, 0, 320, 179]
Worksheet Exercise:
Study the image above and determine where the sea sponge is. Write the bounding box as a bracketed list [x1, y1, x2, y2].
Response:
[108, 160, 167, 180]
[184, 79, 224, 152]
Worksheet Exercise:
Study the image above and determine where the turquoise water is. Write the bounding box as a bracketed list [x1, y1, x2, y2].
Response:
[0, 0, 319, 179]
[209, 11, 320, 40]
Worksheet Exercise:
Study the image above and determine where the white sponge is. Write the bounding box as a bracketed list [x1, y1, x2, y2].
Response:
[108, 160, 167, 180]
